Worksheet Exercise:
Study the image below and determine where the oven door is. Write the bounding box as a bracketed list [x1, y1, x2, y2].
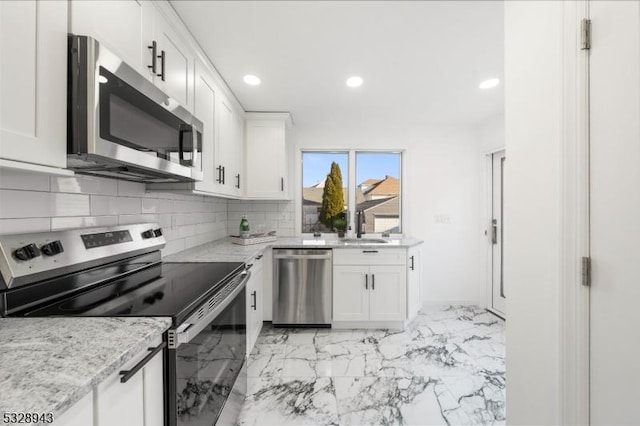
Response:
[68, 35, 203, 182]
[167, 275, 248, 426]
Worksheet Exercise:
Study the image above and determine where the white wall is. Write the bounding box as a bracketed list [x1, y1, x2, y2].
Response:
[504, 1, 564, 424]
[0, 170, 228, 256]
[290, 123, 481, 305]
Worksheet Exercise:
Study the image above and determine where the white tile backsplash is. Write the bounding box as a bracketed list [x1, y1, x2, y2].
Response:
[227, 200, 295, 237]
[90, 195, 141, 216]
[0, 218, 51, 234]
[0, 170, 50, 191]
[51, 175, 118, 195]
[51, 215, 118, 230]
[0, 170, 229, 257]
[0, 170, 296, 254]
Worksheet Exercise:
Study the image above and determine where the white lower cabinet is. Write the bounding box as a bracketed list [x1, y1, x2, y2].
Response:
[407, 245, 422, 319]
[96, 335, 164, 426]
[55, 335, 164, 426]
[52, 392, 93, 426]
[333, 262, 407, 322]
[246, 254, 264, 355]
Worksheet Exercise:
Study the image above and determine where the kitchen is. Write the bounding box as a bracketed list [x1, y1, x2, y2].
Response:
[0, 1, 638, 426]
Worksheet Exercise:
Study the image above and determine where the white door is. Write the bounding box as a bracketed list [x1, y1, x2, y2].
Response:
[589, 2, 640, 424]
[491, 150, 506, 315]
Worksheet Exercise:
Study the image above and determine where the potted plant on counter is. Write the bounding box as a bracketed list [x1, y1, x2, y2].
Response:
[333, 218, 347, 238]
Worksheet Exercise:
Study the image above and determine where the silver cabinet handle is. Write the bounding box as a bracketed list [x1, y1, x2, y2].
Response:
[157, 50, 165, 81]
[365, 274, 368, 290]
[147, 41, 157, 74]
[281, 177, 284, 191]
[372, 274, 375, 290]
[251, 290, 257, 310]
[362, 250, 378, 254]
[410, 255, 415, 271]
[120, 341, 166, 383]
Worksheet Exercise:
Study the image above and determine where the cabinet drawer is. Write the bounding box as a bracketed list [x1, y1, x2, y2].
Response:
[332, 248, 406, 265]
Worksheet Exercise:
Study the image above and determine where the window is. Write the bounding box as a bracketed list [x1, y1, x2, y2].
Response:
[301, 152, 348, 233]
[356, 152, 402, 234]
[301, 150, 402, 234]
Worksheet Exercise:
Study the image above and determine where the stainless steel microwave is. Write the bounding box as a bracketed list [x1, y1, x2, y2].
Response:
[67, 35, 203, 183]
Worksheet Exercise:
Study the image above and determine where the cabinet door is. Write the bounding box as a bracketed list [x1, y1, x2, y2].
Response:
[231, 112, 244, 196]
[333, 265, 370, 321]
[216, 96, 237, 196]
[69, 0, 153, 79]
[52, 392, 93, 426]
[0, 0, 67, 169]
[407, 247, 422, 319]
[252, 261, 264, 345]
[96, 360, 144, 426]
[192, 62, 218, 193]
[245, 120, 287, 199]
[142, 346, 165, 426]
[369, 265, 407, 321]
[153, 9, 194, 110]
[246, 272, 257, 355]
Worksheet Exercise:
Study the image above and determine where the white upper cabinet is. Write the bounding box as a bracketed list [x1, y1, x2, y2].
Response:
[151, 6, 195, 111]
[0, 0, 67, 170]
[216, 95, 244, 197]
[191, 61, 219, 193]
[69, 0, 194, 111]
[69, 0, 153, 80]
[245, 113, 292, 200]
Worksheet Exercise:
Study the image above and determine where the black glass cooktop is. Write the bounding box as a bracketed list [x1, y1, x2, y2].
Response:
[18, 261, 244, 323]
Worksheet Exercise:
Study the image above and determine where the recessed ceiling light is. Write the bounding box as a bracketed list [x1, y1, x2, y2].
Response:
[98, 75, 108, 84]
[479, 78, 500, 89]
[243, 75, 261, 86]
[346, 76, 363, 88]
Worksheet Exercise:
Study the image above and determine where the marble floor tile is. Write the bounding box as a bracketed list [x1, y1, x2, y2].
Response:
[239, 305, 505, 425]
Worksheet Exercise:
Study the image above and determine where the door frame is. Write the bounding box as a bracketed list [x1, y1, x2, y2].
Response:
[481, 147, 506, 318]
[559, 1, 590, 424]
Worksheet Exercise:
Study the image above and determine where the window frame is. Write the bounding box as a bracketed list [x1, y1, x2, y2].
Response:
[299, 149, 404, 237]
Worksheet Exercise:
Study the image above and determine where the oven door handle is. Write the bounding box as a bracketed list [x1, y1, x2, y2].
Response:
[176, 272, 250, 346]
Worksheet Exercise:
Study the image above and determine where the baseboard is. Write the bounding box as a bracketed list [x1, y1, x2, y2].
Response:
[421, 299, 479, 307]
[332, 321, 404, 330]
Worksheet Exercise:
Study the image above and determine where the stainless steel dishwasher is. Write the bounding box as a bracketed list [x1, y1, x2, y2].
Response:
[273, 249, 332, 326]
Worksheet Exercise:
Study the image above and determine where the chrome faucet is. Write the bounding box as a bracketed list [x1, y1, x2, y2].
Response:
[356, 210, 365, 238]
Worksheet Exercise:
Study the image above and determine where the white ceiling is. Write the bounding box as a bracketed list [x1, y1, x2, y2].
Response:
[170, 1, 504, 133]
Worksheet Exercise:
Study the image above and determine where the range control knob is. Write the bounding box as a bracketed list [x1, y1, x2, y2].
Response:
[141, 229, 155, 239]
[14, 244, 41, 261]
[41, 240, 64, 256]
[153, 228, 163, 237]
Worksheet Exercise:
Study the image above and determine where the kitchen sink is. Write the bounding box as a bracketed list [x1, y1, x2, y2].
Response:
[339, 238, 390, 245]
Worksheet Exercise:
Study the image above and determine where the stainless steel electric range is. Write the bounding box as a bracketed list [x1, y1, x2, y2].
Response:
[0, 223, 249, 426]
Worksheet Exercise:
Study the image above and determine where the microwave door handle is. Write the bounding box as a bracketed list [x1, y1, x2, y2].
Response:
[178, 125, 194, 165]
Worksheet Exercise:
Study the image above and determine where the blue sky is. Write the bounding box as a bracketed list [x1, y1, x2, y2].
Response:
[302, 152, 400, 187]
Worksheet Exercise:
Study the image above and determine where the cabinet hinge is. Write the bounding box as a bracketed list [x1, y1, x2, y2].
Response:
[581, 19, 592, 50]
[581, 256, 591, 287]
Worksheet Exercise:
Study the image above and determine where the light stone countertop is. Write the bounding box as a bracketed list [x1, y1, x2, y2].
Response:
[163, 236, 424, 263]
[0, 317, 172, 425]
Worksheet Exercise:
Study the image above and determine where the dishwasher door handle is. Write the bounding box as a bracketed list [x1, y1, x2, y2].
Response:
[273, 254, 332, 260]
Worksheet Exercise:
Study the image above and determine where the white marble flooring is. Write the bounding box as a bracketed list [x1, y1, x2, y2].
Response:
[237, 305, 505, 426]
